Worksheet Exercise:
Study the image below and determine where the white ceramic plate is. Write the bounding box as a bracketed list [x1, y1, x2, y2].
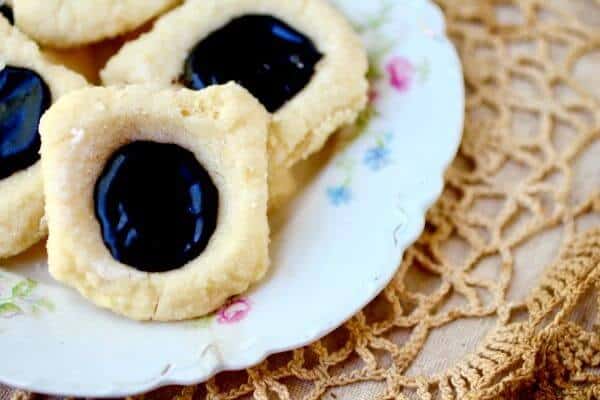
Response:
[0, 0, 463, 397]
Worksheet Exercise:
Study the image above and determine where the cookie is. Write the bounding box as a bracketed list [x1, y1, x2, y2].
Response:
[40, 83, 271, 321]
[101, 0, 368, 179]
[12, 0, 180, 48]
[0, 18, 86, 258]
[268, 168, 297, 212]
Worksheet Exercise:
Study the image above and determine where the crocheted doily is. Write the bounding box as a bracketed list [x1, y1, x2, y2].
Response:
[3, 0, 599, 399]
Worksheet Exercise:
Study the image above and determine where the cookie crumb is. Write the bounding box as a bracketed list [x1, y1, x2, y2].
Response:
[70, 127, 85, 144]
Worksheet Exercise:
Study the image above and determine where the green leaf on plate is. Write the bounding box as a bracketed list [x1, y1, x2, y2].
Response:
[35, 298, 55, 311]
[192, 315, 214, 328]
[366, 59, 383, 81]
[12, 279, 37, 298]
[0, 302, 23, 316]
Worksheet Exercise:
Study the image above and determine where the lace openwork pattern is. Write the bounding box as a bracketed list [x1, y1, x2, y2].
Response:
[6, 0, 599, 399]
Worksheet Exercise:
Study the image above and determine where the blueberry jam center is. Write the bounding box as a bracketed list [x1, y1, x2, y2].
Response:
[182, 14, 323, 113]
[0, 3, 13, 24]
[94, 141, 219, 273]
[0, 66, 51, 179]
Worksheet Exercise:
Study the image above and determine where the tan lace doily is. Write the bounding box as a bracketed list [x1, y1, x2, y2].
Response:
[3, 0, 599, 399]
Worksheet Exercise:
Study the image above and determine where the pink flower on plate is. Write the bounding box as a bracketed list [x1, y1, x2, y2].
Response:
[386, 56, 414, 92]
[217, 298, 251, 324]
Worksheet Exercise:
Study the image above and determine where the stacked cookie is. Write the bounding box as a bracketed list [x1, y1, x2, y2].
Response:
[0, 0, 367, 321]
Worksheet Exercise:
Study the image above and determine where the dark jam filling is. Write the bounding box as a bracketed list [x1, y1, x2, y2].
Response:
[0, 4, 13, 24]
[182, 14, 323, 113]
[94, 141, 219, 273]
[0, 66, 51, 179]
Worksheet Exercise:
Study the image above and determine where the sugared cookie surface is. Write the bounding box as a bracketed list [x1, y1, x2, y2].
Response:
[0, 17, 86, 258]
[40, 84, 271, 321]
[101, 0, 368, 187]
[12, 0, 180, 48]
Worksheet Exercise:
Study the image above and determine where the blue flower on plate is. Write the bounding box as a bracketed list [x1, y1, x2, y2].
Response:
[327, 185, 352, 206]
[364, 146, 391, 171]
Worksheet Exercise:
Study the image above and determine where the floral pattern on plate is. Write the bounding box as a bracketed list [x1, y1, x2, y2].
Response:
[326, 2, 431, 206]
[192, 298, 252, 327]
[0, 273, 54, 319]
